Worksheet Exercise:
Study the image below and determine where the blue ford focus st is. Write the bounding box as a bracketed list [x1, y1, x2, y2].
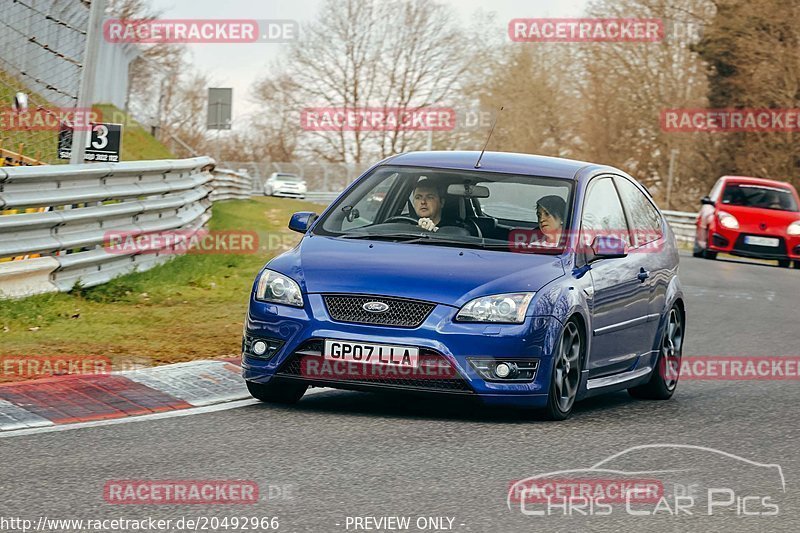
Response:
[242, 151, 685, 420]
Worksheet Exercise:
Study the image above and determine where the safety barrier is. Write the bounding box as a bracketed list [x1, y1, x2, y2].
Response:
[0, 157, 218, 298]
[662, 210, 697, 244]
[209, 169, 253, 201]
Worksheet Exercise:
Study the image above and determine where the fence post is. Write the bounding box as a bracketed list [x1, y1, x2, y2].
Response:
[665, 149, 678, 210]
[70, 0, 106, 164]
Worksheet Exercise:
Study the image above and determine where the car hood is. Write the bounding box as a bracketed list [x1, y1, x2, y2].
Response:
[267, 236, 566, 307]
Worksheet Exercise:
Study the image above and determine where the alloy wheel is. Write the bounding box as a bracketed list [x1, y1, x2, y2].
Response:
[661, 308, 684, 391]
[554, 322, 581, 412]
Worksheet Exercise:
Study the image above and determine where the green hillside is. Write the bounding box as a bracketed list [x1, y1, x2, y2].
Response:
[0, 69, 174, 164]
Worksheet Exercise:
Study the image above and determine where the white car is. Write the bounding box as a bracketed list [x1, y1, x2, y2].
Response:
[264, 173, 307, 198]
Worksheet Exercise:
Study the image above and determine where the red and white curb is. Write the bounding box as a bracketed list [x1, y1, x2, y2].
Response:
[0, 359, 247, 431]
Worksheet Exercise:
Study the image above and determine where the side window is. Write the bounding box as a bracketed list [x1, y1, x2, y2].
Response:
[341, 174, 398, 231]
[614, 177, 663, 248]
[581, 177, 630, 246]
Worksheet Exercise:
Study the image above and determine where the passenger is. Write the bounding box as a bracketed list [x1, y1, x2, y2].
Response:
[535, 195, 566, 246]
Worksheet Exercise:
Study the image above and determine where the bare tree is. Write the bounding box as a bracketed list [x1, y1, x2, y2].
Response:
[696, 0, 800, 189]
[577, 0, 716, 207]
[250, 0, 477, 163]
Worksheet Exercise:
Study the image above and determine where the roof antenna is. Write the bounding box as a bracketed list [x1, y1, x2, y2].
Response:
[475, 106, 503, 169]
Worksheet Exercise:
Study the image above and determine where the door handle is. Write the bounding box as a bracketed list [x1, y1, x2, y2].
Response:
[637, 268, 650, 282]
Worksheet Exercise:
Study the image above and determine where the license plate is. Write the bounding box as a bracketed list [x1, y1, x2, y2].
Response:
[324, 340, 419, 368]
[744, 236, 779, 247]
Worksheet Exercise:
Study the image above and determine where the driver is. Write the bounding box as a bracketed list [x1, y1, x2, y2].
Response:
[413, 180, 446, 232]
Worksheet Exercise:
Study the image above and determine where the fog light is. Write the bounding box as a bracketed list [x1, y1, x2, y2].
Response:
[252, 340, 268, 356]
[495, 363, 512, 378]
[245, 336, 284, 359]
[468, 358, 538, 382]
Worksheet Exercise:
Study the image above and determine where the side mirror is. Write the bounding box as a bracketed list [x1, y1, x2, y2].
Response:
[587, 235, 628, 263]
[288, 211, 318, 233]
[700, 196, 715, 206]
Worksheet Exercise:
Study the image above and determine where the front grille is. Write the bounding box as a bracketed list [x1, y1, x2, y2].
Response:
[276, 340, 473, 393]
[732, 234, 787, 257]
[323, 294, 435, 328]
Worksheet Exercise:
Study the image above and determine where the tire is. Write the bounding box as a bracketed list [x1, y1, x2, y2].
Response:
[247, 379, 307, 404]
[629, 306, 684, 400]
[778, 259, 791, 268]
[692, 233, 704, 258]
[541, 319, 583, 421]
[794, 261, 800, 269]
[694, 230, 716, 259]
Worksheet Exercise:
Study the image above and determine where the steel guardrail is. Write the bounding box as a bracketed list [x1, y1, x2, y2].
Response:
[662, 209, 697, 244]
[0, 157, 242, 298]
[209, 168, 253, 201]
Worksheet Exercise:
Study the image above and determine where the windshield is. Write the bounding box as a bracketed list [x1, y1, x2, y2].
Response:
[721, 183, 798, 212]
[314, 165, 574, 253]
[275, 175, 303, 182]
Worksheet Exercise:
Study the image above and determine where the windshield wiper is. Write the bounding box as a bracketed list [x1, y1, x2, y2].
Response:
[339, 232, 432, 243]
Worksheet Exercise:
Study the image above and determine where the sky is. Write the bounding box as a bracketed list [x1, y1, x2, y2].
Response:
[150, 0, 590, 127]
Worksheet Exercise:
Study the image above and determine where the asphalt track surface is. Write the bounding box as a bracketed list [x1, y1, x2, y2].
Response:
[1, 253, 799, 533]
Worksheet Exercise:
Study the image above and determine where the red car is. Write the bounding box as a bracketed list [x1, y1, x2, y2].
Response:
[694, 176, 800, 268]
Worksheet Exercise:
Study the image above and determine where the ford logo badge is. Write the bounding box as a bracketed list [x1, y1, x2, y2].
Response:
[363, 301, 389, 313]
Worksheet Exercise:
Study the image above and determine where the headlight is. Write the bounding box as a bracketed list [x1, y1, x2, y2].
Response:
[788, 221, 800, 236]
[717, 211, 739, 229]
[455, 293, 535, 324]
[255, 269, 303, 307]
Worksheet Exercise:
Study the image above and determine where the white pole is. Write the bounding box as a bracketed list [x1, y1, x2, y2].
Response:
[71, 0, 106, 164]
[665, 149, 678, 210]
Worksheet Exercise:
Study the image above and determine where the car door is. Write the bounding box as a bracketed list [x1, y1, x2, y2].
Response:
[613, 176, 668, 348]
[581, 176, 652, 377]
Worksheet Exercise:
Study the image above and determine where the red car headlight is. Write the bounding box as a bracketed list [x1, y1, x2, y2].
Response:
[717, 211, 739, 230]
[788, 221, 800, 236]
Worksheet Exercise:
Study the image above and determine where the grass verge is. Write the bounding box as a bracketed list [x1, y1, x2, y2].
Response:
[1, 69, 174, 163]
[0, 196, 320, 379]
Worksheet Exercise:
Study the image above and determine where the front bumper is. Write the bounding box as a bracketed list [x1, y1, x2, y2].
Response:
[241, 294, 562, 408]
[707, 227, 800, 260]
[271, 188, 306, 197]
